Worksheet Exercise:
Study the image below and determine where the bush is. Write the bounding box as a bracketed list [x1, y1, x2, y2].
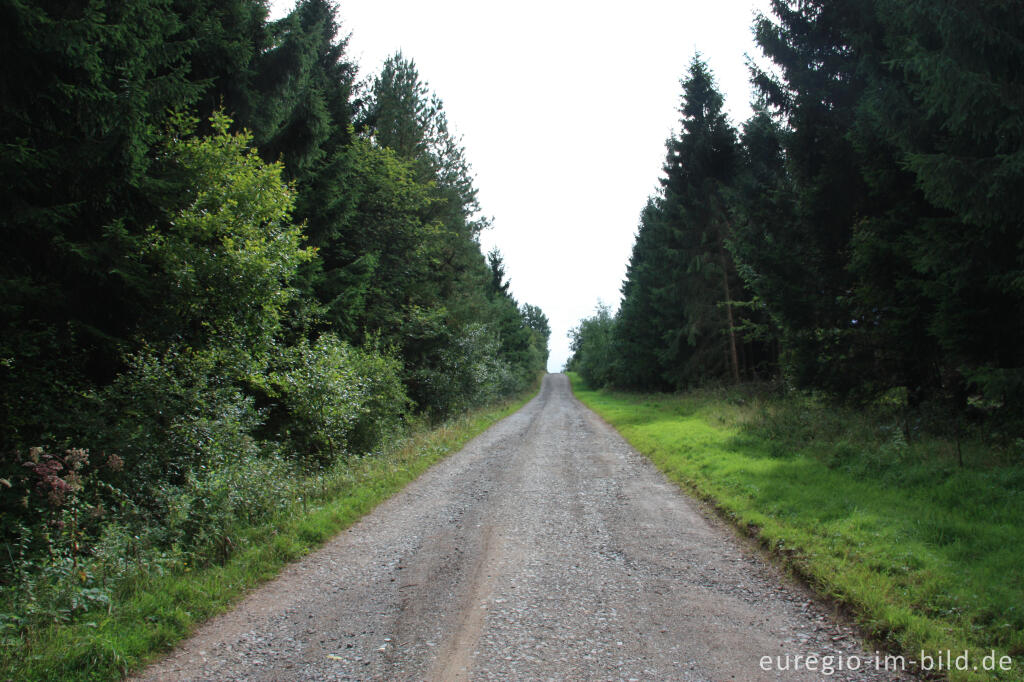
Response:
[441, 323, 520, 409]
[406, 321, 522, 419]
[90, 347, 262, 490]
[268, 334, 409, 463]
[567, 303, 618, 388]
[343, 340, 410, 453]
[148, 452, 302, 564]
[137, 111, 313, 364]
[0, 446, 129, 631]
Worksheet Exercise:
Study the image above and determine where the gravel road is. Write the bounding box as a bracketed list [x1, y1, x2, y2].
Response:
[138, 374, 911, 681]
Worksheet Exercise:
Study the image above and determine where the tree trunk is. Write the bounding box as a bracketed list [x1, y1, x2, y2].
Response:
[720, 251, 741, 384]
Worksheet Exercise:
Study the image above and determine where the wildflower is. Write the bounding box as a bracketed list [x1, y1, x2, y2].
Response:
[64, 448, 89, 470]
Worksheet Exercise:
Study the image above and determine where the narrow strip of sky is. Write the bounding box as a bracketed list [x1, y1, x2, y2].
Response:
[271, 0, 773, 372]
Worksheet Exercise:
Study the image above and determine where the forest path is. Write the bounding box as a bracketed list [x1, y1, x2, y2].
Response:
[138, 374, 905, 681]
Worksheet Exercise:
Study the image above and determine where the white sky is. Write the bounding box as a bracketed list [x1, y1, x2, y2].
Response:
[271, 0, 773, 372]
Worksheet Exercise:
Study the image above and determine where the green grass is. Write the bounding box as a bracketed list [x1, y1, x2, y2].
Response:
[569, 373, 1024, 681]
[0, 384, 539, 681]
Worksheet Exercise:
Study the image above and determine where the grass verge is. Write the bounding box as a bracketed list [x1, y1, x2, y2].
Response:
[1, 383, 539, 681]
[568, 373, 1024, 682]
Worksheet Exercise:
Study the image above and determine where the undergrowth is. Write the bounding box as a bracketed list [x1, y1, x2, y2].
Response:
[0, 380, 540, 681]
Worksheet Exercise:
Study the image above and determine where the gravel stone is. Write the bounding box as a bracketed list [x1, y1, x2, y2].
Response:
[136, 374, 914, 681]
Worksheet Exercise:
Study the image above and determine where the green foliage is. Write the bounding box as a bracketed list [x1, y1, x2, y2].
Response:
[726, 108, 789, 373]
[401, 314, 517, 418]
[614, 199, 674, 391]
[520, 304, 551, 373]
[140, 111, 313, 364]
[0, 0, 201, 447]
[1, 445, 127, 635]
[366, 51, 485, 232]
[154, 452, 301, 558]
[726, 0, 1024, 415]
[0, 2, 549, 672]
[482, 250, 549, 390]
[597, 0, 1024, 420]
[610, 57, 773, 392]
[65, 111, 311, 489]
[567, 303, 618, 389]
[0, 386, 539, 682]
[308, 135, 439, 340]
[449, 323, 524, 402]
[571, 376, 1024, 681]
[744, 0, 880, 398]
[861, 0, 1024, 410]
[93, 346, 262, 488]
[343, 55, 546, 420]
[267, 334, 408, 462]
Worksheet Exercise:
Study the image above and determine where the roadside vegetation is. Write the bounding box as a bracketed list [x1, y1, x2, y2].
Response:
[0, 382, 540, 681]
[571, 0, 1022, 422]
[570, 373, 1023, 682]
[1, 2, 549, 678]
[568, 5, 1022, 676]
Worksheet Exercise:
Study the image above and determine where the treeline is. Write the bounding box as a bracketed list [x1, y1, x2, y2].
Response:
[0, 0, 547, 607]
[570, 0, 1023, 422]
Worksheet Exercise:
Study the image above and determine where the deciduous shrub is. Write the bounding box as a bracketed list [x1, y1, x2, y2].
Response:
[268, 334, 409, 463]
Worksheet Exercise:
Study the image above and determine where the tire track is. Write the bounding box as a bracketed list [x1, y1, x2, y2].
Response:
[137, 374, 912, 681]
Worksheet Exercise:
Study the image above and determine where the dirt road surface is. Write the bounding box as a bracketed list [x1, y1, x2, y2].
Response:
[139, 374, 910, 681]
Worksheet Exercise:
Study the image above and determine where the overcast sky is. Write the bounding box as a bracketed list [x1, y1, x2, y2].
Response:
[271, 0, 773, 372]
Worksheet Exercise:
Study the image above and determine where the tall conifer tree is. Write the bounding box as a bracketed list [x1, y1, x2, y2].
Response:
[658, 56, 744, 387]
[615, 198, 675, 390]
[864, 0, 1024, 410]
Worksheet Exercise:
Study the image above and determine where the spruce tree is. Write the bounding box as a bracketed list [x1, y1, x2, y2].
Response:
[749, 0, 883, 398]
[726, 107, 789, 379]
[614, 198, 675, 390]
[0, 0, 203, 446]
[746, 0, 1021, 409]
[657, 56, 744, 387]
[865, 0, 1024, 410]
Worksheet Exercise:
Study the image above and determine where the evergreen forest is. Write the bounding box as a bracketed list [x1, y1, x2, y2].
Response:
[562, 0, 1024, 673]
[0, 0, 548, 652]
[3, 0, 1024, 676]
[569, 0, 1024, 426]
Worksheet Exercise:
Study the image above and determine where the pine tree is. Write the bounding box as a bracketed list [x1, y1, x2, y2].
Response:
[614, 198, 675, 390]
[726, 107, 789, 379]
[746, 0, 1021, 409]
[748, 0, 885, 397]
[658, 56, 744, 387]
[865, 0, 1024, 410]
[0, 0, 204, 446]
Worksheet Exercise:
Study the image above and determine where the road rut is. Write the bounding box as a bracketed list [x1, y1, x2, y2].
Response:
[139, 374, 907, 681]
